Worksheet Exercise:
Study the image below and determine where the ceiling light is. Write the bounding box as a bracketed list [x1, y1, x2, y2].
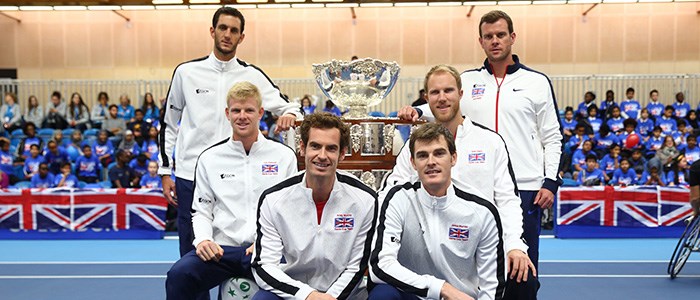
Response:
[602, 0, 637, 3]
[156, 5, 189, 9]
[152, 0, 183, 4]
[189, 0, 221, 3]
[121, 5, 156, 10]
[257, 4, 291, 8]
[226, 4, 258, 8]
[189, 5, 223, 9]
[395, 2, 428, 6]
[88, 5, 121, 10]
[429, 2, 463, 6]
[498, 1, 532, 5]
[638, 0, 671, 2]
[533, 0, 566, 4]
[236, 0, 267, 3]
[467, 1, 498, 5]
[325, 3, 359, 7]
[0, 6, 19, 11]
[276, 0, 306, 3]
[19, 6, 54, 11]
[567, 0, 601, 3]
[291, 3, 325, 7]
[360, 3, 394, 7]
[53, 6, 87, 11]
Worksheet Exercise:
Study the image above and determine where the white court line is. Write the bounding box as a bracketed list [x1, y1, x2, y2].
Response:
[0, 275, 166, 279]
[0, 261, 175, 265]
[540, 274, 700, 278]
[541, 260, 700, 263]
[163, 236, 178, 240]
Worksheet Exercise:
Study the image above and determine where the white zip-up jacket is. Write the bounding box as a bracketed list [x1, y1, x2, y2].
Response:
[191, 133, 297, 248]
[159, 53, 301, 180]
[370, 182, 506, 300]
[382, 117, 526, 254]
[417, 56, 562, 193]
[252, 172, 377, 300]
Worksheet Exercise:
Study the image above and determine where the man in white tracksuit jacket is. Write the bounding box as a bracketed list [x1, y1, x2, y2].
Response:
[158, 7, 301, 257]
[165, 82, 297, 300]
[252, 113, 377, 300]
[370, 123, 506, 300]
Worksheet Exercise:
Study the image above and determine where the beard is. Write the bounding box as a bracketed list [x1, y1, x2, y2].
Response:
[215, 37, 238, 57]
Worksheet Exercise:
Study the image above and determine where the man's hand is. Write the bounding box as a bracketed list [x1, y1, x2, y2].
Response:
[397, 106, 419, 122]
[305, 291, 336, 300]
[534, 188, 554, 209]
[440, 282, 474, 300]
[245, 244, 254, 256]
[507, 250, 536, 283]
[161, 175, 177, 207]
[274, 114, 297, 134]
[196, 240, 224, 262]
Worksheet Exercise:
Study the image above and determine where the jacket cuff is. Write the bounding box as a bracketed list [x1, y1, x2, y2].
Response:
[158, 167, 173, 176]
[505, 237, 529, 255]
[415, 107, 424, 118]
[428, 277, 446, 300]
[295, 285, 315, 300]
[542, 178, 561, 194]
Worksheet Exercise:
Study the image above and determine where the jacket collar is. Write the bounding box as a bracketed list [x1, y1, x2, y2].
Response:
[482, 54, 522, 75]
[208, 52, 240, 72]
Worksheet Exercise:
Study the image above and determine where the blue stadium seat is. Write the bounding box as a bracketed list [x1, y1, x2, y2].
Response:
[62, 128, 75, 137]
[108, 136, 122, 148]
[13, 181, 31, 189]
[388, 111, 398, 118]
[77, 181, 87, 188]
[84, 183, 102, 189]
[103, 162, 117, 182]
[38, 128, 55, 136]
[84, 136, 97, 147]
[100, 181, 112, 189]
[10, 129, 24, 137]
[83, 128, 100, 138]
[13, 165, 24, 180]
[66, 146, 80, 162]
[369, 111, 386, 118]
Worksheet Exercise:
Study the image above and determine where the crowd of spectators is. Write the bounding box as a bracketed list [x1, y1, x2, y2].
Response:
[561, 87, 697, 187]
[0, 91, 164, 190]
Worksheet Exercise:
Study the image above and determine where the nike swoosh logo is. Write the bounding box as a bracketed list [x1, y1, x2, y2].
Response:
[527, 209, 539, 215]
[513, 88, 525, 92]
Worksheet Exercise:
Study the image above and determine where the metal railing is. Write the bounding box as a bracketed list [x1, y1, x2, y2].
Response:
[1, 74, 698, 115]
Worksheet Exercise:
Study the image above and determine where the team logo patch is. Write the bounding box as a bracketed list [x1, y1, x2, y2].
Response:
[195, 88, 211, 94]
[262, 163, 278, 175]
[220, 173, 236, 180]
[471, 84, 486, 100]
[468, 151, 486, 163]
[334, 214, 354, 231]
[449, 224, 469, 241]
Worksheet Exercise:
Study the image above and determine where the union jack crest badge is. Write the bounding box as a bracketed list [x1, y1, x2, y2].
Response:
[262, 163, 278, 175]
[468, 152, 486, 163]
[449, 225, 469, 241]
[334, 214, 354, 231]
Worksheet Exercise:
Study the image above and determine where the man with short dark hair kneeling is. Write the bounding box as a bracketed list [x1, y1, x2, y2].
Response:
[370, 123, 507, 300]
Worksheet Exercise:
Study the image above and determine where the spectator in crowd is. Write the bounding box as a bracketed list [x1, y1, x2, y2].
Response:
[23, 95, 44, 129]
[31, 162, 55, 188]
[322, 99, 343, 116]
[44, 140, 70, 175]
[685, 135, 700, 165]
[1, 92, 22, 133]
[54, 162, 79, 188]
[593, 124, 618, 157]
[66, 92, 91, 131]
[410, 88, 427, 106]
[141, 92, 160, 123]
[17, 122, 42, 161]
[117, 94, 135, 122]
[629, 148, 648, 178]
[572, 140, 595, 180]
[127, 109, 151, 141]
[565, 123, 588, 152]
[75, 144, 101, 184]
[685, 110, 699, 134]
[610, 158, 637, 186]
[583, 104, 602, 135]
[600, 90, 617, 120]
[646, 89, 664, 120]
[91, 91, 110, 128]
[93, 130, 115, 167]
[109, 150, 139, 188]
[577, 154, 605, 186]
[674, 122, 689, 151]
[606, 106, 624, 133]
[637, 108, 654, 139]
[102, 104, 126, 137]
[141, 126, 159, 161]
[649, 135, 680, 173]
[0, 138, 18, 184]
[47, 129, 66, 151]
[129, 154, 149, 178]
[673, 92, 690, 118]
[576, 91, 596, 119]
[656, 105, 678, 136]
[119, 130, 141, 157]
[43, 91, 68, 129]
[139, 161, 162, 189]
[300, 94, 316, 115]
[561, 106, 576, 141]
[23, 144, 43, 181]
[600, 144, 622, 181]
[619, 118, 640, 150]
[667, 155, 690, 187]
[640, 166, 667, 186]
[645, 126, 664, 158]
[65, 130, 85, 161]
[620, 87, 640, 120]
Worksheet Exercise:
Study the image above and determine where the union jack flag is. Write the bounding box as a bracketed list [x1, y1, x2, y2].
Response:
[471, 87, 485, 96]
[468, 152, 485, 163]
[334, 217, 354, 230]
[449, 226, 469, 241]
[557, 186, 659, 227]
[262, 163, 278, 175]
[0, 188, 166, 232]
[658, 187, 693, 226]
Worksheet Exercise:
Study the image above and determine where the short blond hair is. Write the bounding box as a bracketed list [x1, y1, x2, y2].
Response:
[423, 65, 462, 93]
[227, 81, 262, 108]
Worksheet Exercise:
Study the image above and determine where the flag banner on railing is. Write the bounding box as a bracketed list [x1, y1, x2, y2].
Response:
[0, 188, 166, 232]
[557, 186, 691, 228]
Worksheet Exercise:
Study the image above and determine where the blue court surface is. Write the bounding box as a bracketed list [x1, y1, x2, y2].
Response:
[0, 237, 698, 299]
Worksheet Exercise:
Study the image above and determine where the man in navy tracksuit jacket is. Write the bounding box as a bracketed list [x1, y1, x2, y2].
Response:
[401, 11, 562, 299]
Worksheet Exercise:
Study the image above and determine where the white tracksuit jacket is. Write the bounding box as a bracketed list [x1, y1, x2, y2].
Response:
[418, 55, 562, 193]
[159, 53, 301, 181]
[370, 182, 506, 300]
[252, 172, 377, 300]
[382, 117, 526, 254]
[191, 133, 297, 248]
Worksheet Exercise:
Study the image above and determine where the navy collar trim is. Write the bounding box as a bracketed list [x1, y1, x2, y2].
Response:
[482, 54, 521, 75]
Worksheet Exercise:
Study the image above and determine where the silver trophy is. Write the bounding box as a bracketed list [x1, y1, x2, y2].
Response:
[312, 58, 400, 118]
